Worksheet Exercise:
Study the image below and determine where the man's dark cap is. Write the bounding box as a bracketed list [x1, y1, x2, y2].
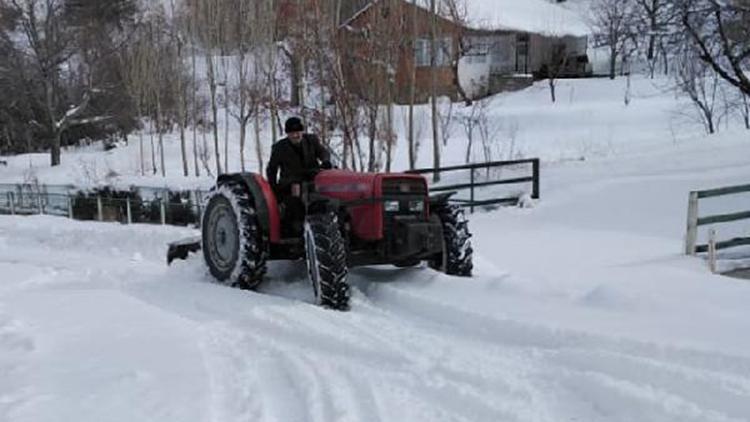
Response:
[285, 117, 305, 133]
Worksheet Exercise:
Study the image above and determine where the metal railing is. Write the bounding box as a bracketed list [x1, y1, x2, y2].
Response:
[0, 184, 208, 226]
[685, 183, 750, 256]
[407, 158, 540, 212]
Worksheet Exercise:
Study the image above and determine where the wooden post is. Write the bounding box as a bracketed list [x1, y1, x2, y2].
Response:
[36, 191, 44, 215]
[126, 197, 132, 224]
[9, 192, 15, 215]
[532, 159, 540, 199]
[685, 191, 699, 255]
[708, 228, 717, 273]
[195, 190, 202, 225]
[67, 195, 74, 219]
[97, 196, 104, 222]
[470, 168, 475, 214]
[160, 192, 167, 225]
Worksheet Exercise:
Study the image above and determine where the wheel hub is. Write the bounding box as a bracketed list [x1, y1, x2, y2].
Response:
[207, 202, 239, 272]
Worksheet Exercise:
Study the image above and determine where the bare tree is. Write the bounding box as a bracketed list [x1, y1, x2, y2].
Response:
[7, 0, 103, 166]
[675, 45, 721, 134]
[590, 0, 638, 80]
[680, 0, 750, 97]
[543, 41, 570, 103]
[633, 0, 679, 77]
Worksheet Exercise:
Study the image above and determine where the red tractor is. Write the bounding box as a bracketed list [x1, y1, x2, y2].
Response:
[168, 169, 473, 310]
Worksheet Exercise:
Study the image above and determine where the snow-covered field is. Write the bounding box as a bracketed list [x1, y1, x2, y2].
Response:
[2, 75, 750, 421]
[2, 134, 750, 421]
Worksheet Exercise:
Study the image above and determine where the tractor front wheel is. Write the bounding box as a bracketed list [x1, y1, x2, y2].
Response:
[430, 204, 473, 277]
[304, 212, 350, 311]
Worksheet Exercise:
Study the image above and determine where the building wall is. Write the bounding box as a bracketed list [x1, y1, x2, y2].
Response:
[339, 0, 589, 104]
[340, 0, 465, 104]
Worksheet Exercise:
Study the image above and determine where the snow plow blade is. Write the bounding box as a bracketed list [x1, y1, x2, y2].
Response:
[167, 236, 201, 265]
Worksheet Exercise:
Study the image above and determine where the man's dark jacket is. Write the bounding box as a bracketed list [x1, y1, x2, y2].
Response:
[266, 134, 331, 195]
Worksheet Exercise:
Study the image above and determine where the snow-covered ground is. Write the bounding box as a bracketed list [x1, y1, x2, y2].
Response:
[2, 132, 750, 421]
[2, 74, 750, 421]
[0, 76, 723, 189]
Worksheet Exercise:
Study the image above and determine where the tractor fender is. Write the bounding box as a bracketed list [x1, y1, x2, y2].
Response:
[216, 173, 281, 244]
[429, 191, 457, 209]
[306, 192, 342, 216]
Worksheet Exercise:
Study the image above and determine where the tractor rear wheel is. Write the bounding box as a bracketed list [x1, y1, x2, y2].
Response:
[430, 204, 473, 277]
[202, 182, 266, 289]
[304, 212, 350, 311]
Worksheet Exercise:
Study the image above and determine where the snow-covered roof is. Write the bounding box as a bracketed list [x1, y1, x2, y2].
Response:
[463, 0, 590, 37]
[341, 0, 590, 37]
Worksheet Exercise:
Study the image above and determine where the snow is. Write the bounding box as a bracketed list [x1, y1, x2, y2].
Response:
[2, 134, 750, 420]
[463, 0, 591, 37]
[2, 72, 750, 421]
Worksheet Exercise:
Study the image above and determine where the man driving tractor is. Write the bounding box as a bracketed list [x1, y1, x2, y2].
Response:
[266, 117, 333, 236]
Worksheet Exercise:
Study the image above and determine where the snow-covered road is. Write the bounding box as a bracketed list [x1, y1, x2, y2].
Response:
[3, 139, 750, 422]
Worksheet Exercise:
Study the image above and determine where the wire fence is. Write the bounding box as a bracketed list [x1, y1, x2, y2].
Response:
[0, 183, 209, 226]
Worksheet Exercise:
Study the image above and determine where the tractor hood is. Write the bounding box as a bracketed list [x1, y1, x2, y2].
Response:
[315, 170, 428, 201]
[314, 170, 429, 242]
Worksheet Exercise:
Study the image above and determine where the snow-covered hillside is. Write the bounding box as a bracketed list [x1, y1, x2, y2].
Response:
[2, 135, 750, 421]
[0, 76, 729, 189]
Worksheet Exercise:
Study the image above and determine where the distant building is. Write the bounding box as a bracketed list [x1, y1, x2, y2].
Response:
[339, 0, 591, 103]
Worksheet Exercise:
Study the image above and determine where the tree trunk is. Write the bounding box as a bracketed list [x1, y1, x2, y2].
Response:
[254, 107, 264, 173]
[239, 117, 247, 172]
[207, 55, 222, 175]
[156, 92, 165, 177]
[177, 40, 188, 177]
[179, 102, 188, 177]
[386, 102, 393, 173]
[609, 48, 617, 80]
[430, 0, 440, 182]
[191, 17, 200, 178]
[150, 123, 157, 175]
[223, 57, 230, 173]
[46, 79, 61, 166]
[408, 0, 418, 170]
[549, 79, 556, 103]
[139, 127, 145, 176]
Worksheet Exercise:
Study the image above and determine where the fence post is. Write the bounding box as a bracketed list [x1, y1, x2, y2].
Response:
[708, 228, 717, 273]
[126, 197, 132, 224]
[9, 192, 15, 215]
[470, 168, 475, 214]
[36, 191, 44, 215]
[532, 159, 540, 199]
[160, 191, 167, 225]
[685, 191, 699, 255]
[195, 190, 202, 224]
[97, 196, 103, 222]
[67, 195, 74, 219]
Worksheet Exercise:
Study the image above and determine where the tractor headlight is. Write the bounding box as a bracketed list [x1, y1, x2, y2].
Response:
[384, 200, 400, 212]
[409, 200, 424, 212]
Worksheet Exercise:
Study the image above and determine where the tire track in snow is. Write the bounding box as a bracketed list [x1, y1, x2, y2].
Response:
[358, 278, 750, 421]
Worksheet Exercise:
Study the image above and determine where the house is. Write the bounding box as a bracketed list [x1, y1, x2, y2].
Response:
[338, 0, 591, 103]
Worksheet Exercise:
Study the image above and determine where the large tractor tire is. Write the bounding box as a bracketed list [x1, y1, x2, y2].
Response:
[304, 212, 350, 311]
[430, 204, 473, 277]
[202, 181, 267, 289]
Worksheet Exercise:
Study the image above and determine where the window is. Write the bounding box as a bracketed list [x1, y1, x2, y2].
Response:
[489, 35, 515, 74]
[414, 37, 452, 67]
